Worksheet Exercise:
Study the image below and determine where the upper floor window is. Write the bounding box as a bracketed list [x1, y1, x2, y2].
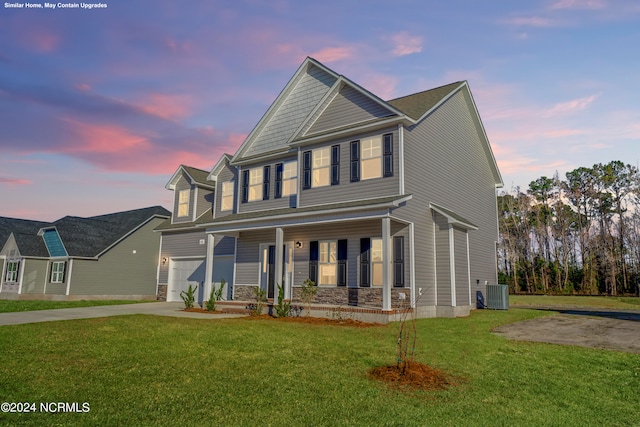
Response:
[312, 147, 330, 187]
[221, 181, 234, 211]
[276, 161, 298, 198]
[248, 168, 263, 202]
[51, 261, 66, 283]
[5, 261, 19, 282]
[351, 133, 393, 182]
[361, 136, 382, 180]
[178, 190, 190, 217]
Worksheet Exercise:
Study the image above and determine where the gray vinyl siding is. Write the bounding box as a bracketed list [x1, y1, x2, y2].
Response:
[307, 85, 395, 136]
[21, 259, 47, 294]
[172, 173, 195, 223]
[195, 187, 214, 219]
[394, 88, 499, 306]
[213, 236, 235, 256]
[214, 162, 238, 218]
[454, 228, 470, 306]
[434, 213, 451, 306]
[68, 218, 165, 296]
[158, 230, 207, 284]
[298, 128, 400, 207]
[239, 157, 298, 213]
[0, 259, 4, 281]
[233, 219, 409, 289]
[244, 65, 337, 158]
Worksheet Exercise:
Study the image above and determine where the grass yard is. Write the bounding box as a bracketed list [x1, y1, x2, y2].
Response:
[0, 299, 149, 313]
[509, 294, 640, 309]
[1, 309, 638, 426]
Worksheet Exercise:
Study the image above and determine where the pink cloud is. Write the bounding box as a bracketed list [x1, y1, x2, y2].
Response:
[309, 47, 355, 63]
[0, 177, 32, 185]
[63, 119, 151, 154]
[360, 74, 398, 100]
[23, 31, 60, 52]
[389, 32, 423, 56]
[550, 0, 606, 10]
[542, 95, 597, 117]
[135, 93, 194, 120]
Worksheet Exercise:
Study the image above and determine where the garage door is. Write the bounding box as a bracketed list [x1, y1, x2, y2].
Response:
[167, 259, 206, 303]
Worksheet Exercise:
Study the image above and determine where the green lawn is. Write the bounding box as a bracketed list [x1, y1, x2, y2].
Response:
[1, 309, 638, 426]
[509, 294, 640, 309]
[0, 299, 150, 313]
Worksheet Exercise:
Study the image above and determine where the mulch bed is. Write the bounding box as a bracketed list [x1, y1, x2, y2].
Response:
[368, 362, 462, 391]
[183, 307, 224, 314]
[244, 314, 383, 328]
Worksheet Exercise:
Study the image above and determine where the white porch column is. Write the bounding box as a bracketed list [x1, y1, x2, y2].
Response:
[204, 234, 215, 298]
[274, 227, 284, 299]
[382, 217, 392, 311]
[409, 222, 416, 308]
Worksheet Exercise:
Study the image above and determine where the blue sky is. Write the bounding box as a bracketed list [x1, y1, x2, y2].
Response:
[1, 0, 639, 221]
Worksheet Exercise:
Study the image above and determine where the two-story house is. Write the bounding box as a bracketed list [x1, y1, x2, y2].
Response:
[156, 57, 503, 320]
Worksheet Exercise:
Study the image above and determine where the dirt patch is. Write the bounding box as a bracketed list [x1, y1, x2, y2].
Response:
[368, 362, 462, 391]
[493, 310, 640, 354]
[243, 314, 383, 328]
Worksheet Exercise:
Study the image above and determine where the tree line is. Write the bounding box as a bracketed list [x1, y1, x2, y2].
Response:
[497, 160, 640, 296]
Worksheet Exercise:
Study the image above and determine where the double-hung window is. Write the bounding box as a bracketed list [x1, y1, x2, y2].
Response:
[276, 161, 298, 198]
[248, 168, 263, 202]
[221, 181, 234, 211]
[51, 261, 65, 283]
[318, 241, 337, 285]
[371, 238, 383, 286]
[5, 261, 19, 282]
[177, 190, 190, 217]
[361, 136, 382, 180]
[312, 147, 330, 187]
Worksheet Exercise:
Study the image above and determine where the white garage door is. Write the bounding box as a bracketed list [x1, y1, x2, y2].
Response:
[167, 259, 206, 303]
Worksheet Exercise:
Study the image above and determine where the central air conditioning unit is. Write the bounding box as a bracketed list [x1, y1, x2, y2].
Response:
[486, 284, 509, 310]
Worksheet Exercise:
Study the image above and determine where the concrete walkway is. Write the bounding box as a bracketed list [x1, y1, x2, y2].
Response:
[0, 302, 248, 326]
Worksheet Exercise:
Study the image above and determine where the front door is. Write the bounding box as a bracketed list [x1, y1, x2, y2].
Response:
[260, 242, 293, 299]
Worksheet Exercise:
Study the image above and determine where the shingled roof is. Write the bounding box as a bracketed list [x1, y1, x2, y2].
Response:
[387, 81, 463, 121]
[1, 206, 170, 258]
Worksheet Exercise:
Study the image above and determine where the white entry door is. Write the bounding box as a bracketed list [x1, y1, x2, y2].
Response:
[167, 259, 206, 303]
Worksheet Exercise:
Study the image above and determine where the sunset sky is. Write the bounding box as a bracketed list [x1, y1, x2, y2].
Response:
[1, 0, 639, 221]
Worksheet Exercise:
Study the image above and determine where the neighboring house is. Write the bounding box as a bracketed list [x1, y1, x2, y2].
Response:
[156, 57, 503, 319]
[0, 206, 170, 300]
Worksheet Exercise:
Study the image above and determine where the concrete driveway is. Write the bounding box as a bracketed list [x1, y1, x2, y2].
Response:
[0, 302, 247, 326]
[493, 307, 640, 354]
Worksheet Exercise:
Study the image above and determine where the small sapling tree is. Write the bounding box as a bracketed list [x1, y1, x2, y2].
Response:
[300, 278, 317, 316]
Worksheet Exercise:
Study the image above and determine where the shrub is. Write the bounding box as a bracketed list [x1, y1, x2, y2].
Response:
[300, 278, 317, 316]
[205, 278, 226, 312]
[251, 286, 267, 316]
[274, 283, 291, 318]
[180, 284, 198, 309]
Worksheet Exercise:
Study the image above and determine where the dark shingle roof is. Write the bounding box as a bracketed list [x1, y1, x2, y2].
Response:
[0, 217, 50, 254]
[55, 206, 170, 257]
[181, 165, 212, 186]
[387, 82, 463, 121]
[0, 206, 169, 258]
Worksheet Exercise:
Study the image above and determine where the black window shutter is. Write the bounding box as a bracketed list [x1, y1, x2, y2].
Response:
[62, 261, 67, 283]
[275, 163, 283, 198]
[360, 238, 370, 287]
[393, 236, 404, 287]
[303, 151, 312, 189]
[350, 141, 360, 182]
[263, 165, 270, 200]
[241, 170, 249, 203]
[309, 240, 319, 285]
[337, 239, 347, 287]
[331, 145, 340, 185]
[383, 133, 394, 177]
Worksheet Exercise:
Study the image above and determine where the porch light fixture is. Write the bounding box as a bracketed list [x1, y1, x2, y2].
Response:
[295, 241, 303, 248]
[162, 257, 168, 265]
